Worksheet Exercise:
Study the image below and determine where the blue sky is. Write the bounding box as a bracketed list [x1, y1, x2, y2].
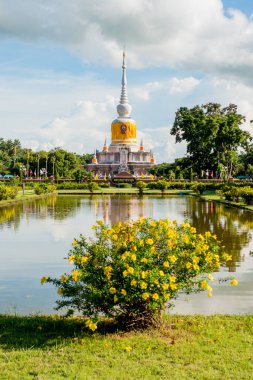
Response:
[0, 0, 253, 162]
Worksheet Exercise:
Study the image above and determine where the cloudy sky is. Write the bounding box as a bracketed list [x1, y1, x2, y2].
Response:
[1, 0, 253, 162]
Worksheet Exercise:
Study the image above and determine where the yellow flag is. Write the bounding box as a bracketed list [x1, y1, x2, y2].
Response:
[141, 173, 145, 178]
[94, 173, 98, 180]
[104, 174, 107, 180]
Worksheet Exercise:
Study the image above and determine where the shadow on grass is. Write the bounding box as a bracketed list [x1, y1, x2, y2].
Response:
[0, 314, 119, 350]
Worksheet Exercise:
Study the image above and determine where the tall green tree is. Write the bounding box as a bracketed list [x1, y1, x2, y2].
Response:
[171, 103, 251, 177]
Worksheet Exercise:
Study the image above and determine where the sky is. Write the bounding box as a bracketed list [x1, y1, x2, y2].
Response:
[0, 0, 253, 163]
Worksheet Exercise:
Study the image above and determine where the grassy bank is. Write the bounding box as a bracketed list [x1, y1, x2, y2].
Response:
[0, 190, 56, 208]
[200, 190, 253, 211]
[0, 314, 252, 379]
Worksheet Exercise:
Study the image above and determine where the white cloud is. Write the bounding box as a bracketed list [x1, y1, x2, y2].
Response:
[0, 0, 253, 81]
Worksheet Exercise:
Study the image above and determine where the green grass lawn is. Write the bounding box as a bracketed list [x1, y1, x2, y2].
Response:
[0, 314, 252, 379]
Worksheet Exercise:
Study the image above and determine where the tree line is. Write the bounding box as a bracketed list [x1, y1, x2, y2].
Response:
[0, 138, 92, 179]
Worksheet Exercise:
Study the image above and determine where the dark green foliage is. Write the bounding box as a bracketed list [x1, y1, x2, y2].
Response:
[171, 103, 251, 176]
[116, 183, 132, 188]
[57, 182, 89, 190]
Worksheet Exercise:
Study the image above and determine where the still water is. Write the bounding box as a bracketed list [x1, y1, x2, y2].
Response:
[0, 195, 253, 315]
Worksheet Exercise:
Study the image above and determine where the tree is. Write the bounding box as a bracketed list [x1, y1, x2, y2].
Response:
[171, 103, 251, 177]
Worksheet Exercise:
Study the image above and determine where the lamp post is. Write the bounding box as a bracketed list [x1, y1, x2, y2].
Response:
[45, 153, 48, 178]
[37, 154, 40, 179]
[26, 150, 30, 178]
[51, 156, 55, 179]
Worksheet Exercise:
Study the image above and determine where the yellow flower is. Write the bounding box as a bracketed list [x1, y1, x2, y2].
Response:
[200, 280, 208, 290]
[112, 234, 118, 241]
[132, 246, 137, 252]
[163, 261, 170, 268]
[142, 292, 150, 300]
[231, 279, 238, 286]
[164, 293, 171, 300]
[170, 283, 177, 290]
[131, 254, 137, 261]
[114, 295, 118, 303]
[162, 283, 169, 290]
[72, 270, 80, 282]
[150, 220, 156, 227]
[159, 270, 165, 277]
[141, 271, 147, 279]
[72, 239, 78, 247]
[124, 346, 133, 352]
[193, 264, 199, 270]
[139, 239, 144, 246]
[40, 276, 48, 285]
[109, 287, 117, 294]
[81, 256, 89, 264]
[146, 238, 154, 245]
[103, 265, 112, 274]
[57, 288, 63, 295]
[128, 267, 134, 274]
[85, 320, 98, 332]
[186, 262, 192, 269]
[140, 281, 148, 289]
[224, 254, 232, 261]
[169, 275, 176, 283]
[208, 274, 214, 281]
[130, 279, 137, 286]
[154, 279, 159, 285]
[190, 227, 196, 234]
[192, 257, 199, 264]
[182, 236, 189, 244]
[68, 255, 76, 263]
[123, 270, 128, 277]
[60, 275, 67, 283]
[152, 293, 159, 300]
[169, 255, 177, 263]
[205, 231, 211, 238]
[121, 289, 127, 296]
[141, 258, 148, 264]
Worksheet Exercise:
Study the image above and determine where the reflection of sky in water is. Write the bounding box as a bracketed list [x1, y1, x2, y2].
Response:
[0, 195, 253, 315]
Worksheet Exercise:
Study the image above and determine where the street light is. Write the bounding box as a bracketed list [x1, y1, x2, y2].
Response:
[37, 154, 40, 179]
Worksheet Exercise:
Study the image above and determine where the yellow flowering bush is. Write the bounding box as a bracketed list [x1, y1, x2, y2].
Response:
[43, 218, 235, 328]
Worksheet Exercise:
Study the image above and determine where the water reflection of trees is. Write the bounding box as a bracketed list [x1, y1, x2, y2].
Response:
[184, 198, 253, 272]
[1, 195, 252, 272]
[0, 195, 83, 230]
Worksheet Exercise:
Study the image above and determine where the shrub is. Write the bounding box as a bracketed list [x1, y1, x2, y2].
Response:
[87, 182, 99, 193]
[136, 181, 147, 195]
[190, 183, 206, 195]
[0, 185, 19, 200]
[156, 180, 168, 193]
[43, 218, 234, 329]
[57, 182, 88, 190]
[115, 183, 132, 188]
[34, 183, 56, 195]
[99, 182, 110, 188]
[7, 186, 19, 199]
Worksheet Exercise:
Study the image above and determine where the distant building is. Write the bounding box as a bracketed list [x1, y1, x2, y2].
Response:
[84, 51, 155, 178]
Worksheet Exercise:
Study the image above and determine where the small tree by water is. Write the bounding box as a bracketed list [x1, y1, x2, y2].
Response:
[42, 218, 236, 330]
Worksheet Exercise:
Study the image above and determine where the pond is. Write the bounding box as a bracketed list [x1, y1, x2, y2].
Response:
[0, 194, 253, 315]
